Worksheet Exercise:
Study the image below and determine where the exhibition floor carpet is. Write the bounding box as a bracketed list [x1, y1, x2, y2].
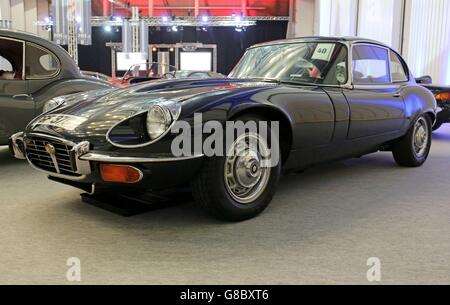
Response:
[0, 126, 449, 284]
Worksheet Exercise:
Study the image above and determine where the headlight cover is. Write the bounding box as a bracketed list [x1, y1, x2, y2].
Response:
[146, 106, 172, 140]
[42, 97, 65, 113]
[146, 101, 182, 140]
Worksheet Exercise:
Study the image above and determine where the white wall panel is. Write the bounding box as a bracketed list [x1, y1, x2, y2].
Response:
[24, 0, 38, 34]
[317, 0, 358, 36]
[1, 0, 50, 38]
[403, 0, 450, 84]
[287, 0, 316, 38]
[10, 0, 25, 31]
[0, 0, 12, 20]
[357, 0, 404, 51]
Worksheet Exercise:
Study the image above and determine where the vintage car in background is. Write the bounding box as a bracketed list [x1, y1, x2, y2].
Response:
[10, 37, 438, 221]
[119, 62, 225, 86]
[82, 71, 113, 83]
[415, 77, 450, 130]
[163, 70, 225, 80]
[0, 29, 115, 146]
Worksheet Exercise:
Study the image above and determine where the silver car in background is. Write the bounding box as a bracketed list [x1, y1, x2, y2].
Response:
[0, 29, 115, 145]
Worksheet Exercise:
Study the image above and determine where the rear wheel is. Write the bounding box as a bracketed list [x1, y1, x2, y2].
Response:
[191, 115, 281, 221]
[392, 114, 432, 167]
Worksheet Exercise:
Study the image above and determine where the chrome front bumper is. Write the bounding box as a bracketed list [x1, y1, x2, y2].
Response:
[10, 132, 203, 181]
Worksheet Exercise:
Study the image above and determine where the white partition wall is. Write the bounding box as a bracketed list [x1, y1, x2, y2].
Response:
[1, 0, 50, 38]
[403, 0, 450, 84]
[317, 0, 358, 36]
[0, 1, 12, 21]
[357, 0, 404, 51]
[313, 0, 450, 84]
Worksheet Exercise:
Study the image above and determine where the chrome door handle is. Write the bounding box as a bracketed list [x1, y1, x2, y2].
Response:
[392, 93, 402, 98]
[12, 94, 32, 100]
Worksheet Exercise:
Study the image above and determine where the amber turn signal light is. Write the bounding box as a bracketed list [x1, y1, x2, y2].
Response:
[99, 164, 143, 184]
[435, 92, 450, 100]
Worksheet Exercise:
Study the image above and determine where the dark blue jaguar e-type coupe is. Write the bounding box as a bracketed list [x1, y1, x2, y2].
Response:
[10, 37, 438, 221]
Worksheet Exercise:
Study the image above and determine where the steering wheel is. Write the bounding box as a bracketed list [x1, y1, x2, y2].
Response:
[161, 72, 175, 79]
[287, 59, 318, 80]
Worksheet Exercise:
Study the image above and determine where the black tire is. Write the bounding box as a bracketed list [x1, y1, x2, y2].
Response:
[432, 119, 443, 131]
[191, 115, 281, 221]
[392, 114, 432, 167]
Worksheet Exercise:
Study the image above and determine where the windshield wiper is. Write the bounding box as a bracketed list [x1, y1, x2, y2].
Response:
[247, 76, 280, 84]
[278, 80, 319, 86]
[246, 77, 319, 87]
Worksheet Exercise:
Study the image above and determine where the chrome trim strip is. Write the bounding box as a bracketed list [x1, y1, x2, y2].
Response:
[80, 152, 204, 163]
[26, 132, 77, 146]
[89, 183, 96, 195]
[24, 42, 61, 80]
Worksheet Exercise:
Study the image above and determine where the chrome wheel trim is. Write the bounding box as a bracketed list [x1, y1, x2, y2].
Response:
[413, 117, 429, 158]
[224, 133, 271, 205]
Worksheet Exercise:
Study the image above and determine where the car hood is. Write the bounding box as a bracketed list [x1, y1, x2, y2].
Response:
[25, 78, 278, 142]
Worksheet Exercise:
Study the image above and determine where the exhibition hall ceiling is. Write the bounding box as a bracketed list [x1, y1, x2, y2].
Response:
[92, 0, 289, 17]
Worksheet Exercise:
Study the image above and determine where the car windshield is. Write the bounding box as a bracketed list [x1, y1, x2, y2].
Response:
[229, 42, 348, 86]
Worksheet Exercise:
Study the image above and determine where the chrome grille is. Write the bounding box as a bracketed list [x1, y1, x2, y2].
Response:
[25, 136, 81, 177]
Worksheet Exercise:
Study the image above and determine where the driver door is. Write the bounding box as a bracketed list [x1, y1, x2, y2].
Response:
[0, 37, 34, 144]
[343, 44, 407, 139]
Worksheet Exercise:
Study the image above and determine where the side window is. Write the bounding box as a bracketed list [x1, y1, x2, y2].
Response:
[389, 51, 408, 82]
[352, 45, 390, 85]
[25, 43, 59, 79]
[0, 38, 24, 80]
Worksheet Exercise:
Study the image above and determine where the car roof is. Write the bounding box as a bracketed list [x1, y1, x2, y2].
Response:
[251, 36, 390, 49]
[0, 29, 60, 51]
[0, 29, 81, 78]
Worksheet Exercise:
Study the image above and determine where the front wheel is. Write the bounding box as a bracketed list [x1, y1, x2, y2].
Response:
[392, 114, 432, 167]
[191, 116, 281, 221]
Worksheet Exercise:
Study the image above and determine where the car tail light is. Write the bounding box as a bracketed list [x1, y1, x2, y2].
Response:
[99, 164, 143, 184]
[435, 92, 450, 100]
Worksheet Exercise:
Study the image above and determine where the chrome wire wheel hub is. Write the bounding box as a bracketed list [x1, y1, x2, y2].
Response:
[224, 133, 271, 204]
[413, 117, 429, 158]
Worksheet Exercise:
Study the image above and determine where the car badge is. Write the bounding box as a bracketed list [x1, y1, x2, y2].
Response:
[45, 143, 56, 156]
[44, 143, 61, 174]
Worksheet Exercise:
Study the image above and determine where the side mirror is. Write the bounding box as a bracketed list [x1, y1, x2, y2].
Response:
[415, 75, 433, 84]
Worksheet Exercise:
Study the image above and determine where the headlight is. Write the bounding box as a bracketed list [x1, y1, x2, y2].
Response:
[42, 97, 65, 113]
[146, 105, 173, 140]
